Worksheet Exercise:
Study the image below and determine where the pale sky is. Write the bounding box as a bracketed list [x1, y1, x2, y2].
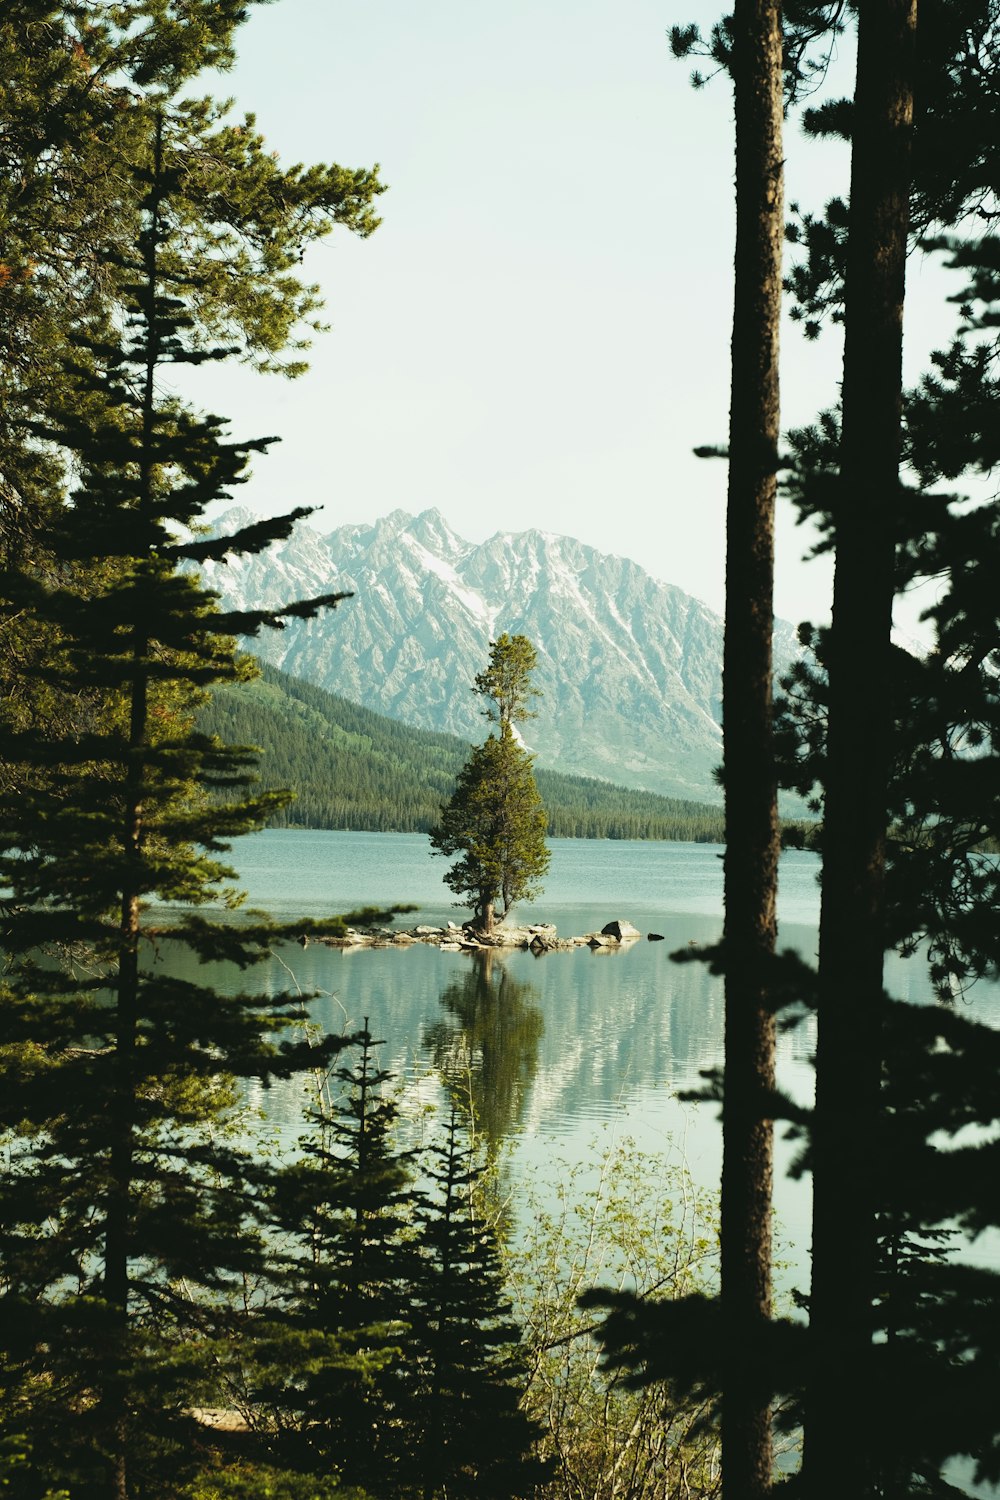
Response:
[197, 1, 965, 629]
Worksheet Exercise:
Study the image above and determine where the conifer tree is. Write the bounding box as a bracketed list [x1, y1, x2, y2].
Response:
[409, 1103, 547, 1500]
[804, 8, 916, 1493]
[255, 1023, 420, 1493]
[590, 7, 1000, 1497]
[430, 636, 549, 935]
[0, 99, 384, 1500]
[714, 4, 784, 1492]
[0, 0, 382, 776]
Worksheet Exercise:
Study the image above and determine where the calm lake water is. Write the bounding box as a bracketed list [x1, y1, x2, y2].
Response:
[184, 829, 1000, 1307]
[175, 828, 1000, 1494]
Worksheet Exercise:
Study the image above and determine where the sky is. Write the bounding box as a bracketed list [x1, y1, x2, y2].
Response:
[196, 0, 966, 628]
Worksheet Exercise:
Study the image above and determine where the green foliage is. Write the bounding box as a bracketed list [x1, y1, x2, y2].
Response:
[181, 1465, 365, 1500]
[263, 1025, 422, 1493]
[473, 632, 541, 726]
[773, 8, 1000, 1492]
[410, 1103, 549, 1500]
[261, 1034, 546, 1500]
[198, 661, 730, 840]
[430, 725, 551, 930]
[0, 1, 383, 554]
[0, 40, 386, 1495]
[507, 1140, 723, 1500]
[429, 635, 550, 929]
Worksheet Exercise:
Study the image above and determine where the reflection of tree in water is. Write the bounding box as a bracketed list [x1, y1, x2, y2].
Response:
[423, 952, 543, 1152]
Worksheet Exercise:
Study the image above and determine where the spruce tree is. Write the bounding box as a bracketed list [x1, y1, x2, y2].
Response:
[409, 1103, 547, 1500]
[262, 1023, 421, 1494]
[0, 102, 383, 1500]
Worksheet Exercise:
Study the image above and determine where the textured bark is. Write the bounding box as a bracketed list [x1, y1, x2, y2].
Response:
[805, 5, 916, 1497]
[720, 3, 783, 1494]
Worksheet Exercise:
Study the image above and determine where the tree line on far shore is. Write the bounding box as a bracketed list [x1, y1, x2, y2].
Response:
[198, 660, 730, 842]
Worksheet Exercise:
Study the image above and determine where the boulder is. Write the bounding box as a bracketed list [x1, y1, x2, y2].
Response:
[601, 919, 640, 941]
[648, 932, 665, 942]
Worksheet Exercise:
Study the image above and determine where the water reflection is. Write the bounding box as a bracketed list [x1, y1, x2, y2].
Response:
[422, 951, 543, 1152]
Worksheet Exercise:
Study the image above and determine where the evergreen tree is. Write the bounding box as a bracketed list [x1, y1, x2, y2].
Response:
[804, 7, 916, 1493]
[472, 632, 542, 728]
[0, 0, 382, 785]
[589, 7, 1000, 1497]
[409, 1103, 547, 1500]
[714, 4, 784, 1492]
[264, 1025, 420, 1494]
[430, 637, 550, 935]
[0, 95, 384, 1499]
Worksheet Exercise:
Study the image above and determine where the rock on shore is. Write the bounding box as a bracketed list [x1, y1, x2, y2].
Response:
[316, 918, 646, 953]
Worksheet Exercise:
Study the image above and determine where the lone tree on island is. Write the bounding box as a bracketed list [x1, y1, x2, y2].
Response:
[430, 634, 550, 935]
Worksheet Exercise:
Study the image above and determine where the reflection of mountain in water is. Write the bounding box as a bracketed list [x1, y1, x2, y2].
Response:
[422, 951, 543, 1148]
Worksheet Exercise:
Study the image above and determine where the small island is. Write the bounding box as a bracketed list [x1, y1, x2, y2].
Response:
[316, 917, 654, 952]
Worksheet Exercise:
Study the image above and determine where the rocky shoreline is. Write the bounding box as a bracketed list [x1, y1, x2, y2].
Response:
[313, 918, 664, 953]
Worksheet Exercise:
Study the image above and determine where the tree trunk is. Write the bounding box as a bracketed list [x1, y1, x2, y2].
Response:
[805, 6, 916, 1497]
[720, 4, 783, 1494]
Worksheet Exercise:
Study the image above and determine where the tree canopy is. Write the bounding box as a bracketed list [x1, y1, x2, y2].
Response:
[0, 10, 387, 1496]
[431, 636, 550, 934]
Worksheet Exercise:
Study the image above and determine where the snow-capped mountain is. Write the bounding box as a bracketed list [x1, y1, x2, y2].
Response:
[200, 506, 799, 803]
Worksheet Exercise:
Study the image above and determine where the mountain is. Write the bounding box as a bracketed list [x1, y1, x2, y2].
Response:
[199, 662, 727, 841]
[200, 507, 799, 803]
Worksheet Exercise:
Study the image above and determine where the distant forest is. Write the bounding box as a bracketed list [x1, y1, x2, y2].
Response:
[197, 661, 728, 842]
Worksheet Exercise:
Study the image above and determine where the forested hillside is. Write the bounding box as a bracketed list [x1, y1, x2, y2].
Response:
[198, 661, 727, 841]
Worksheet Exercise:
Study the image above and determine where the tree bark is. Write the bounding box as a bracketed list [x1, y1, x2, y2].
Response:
[720, 4, 783, 1495]
[805, 6, 916, 1497]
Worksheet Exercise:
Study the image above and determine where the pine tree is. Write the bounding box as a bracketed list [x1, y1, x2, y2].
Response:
[262, 1024, 420, 1494]
[0, 1, 382, 783]
[775, 5, 1000, 1493]
[804, 7, 917, 1493]
[588, 8, 1000, 1496]
[409, 1103, 547, 1500]
[430, 636, 549, 935]
[0, 101, 384, 1500]
[715, 4, 784, 1491]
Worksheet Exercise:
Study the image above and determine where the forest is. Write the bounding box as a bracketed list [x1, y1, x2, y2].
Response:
[198, 661, 729, 841]
[2, 2, 1000, 1499]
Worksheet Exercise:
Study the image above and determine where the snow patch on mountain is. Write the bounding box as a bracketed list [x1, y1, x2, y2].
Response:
[197, 507, 799, 803]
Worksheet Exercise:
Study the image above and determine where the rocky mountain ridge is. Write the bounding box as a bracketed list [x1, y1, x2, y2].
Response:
[200, 506, 799, 803]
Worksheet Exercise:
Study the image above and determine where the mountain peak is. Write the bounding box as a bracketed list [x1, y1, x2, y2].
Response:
[409, 507, 467, 556]
[196, 507, 769, 802]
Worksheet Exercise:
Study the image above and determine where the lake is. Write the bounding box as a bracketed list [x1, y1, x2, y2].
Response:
[178, 827, 1000, 1495]
[194, 829, 998, 1302]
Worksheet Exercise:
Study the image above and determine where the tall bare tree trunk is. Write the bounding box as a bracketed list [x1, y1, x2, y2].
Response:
[721, 3, 783, 1494]
[805, 6, 916, 1497]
